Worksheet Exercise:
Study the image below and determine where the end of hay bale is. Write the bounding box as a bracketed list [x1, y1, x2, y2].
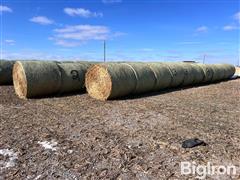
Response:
[85, 64, 112, 101]
[12, 61, 28, 99]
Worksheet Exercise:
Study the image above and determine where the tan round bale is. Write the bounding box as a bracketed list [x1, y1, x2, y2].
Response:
[86, 63, 137, 100]
[0, 60, 15, 85]
[13, 61, 62, 98]
[235, 66, 240, 76]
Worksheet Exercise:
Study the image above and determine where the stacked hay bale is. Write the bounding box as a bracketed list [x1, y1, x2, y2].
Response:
[13, 61, 94, 98]
[85, 62, 235, 100]
[0, 60, 15, 85]
[234, 66, 240, 76]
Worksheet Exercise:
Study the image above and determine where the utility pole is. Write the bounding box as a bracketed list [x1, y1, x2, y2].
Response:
[103, 40, 106, 62]
[203, 54, 206, 64]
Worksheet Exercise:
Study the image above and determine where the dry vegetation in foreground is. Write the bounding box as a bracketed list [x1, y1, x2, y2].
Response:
[0, 79, 240, 179]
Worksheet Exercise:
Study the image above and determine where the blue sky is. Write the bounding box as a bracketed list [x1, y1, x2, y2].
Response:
[1, 0, 239, 65]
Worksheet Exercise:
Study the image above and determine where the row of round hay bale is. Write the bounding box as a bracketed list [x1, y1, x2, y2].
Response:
[0, 60, 15, 85]
[85, 62, 235, 100]
[13, 61, 94, 99]
[235, 66, 240, 76]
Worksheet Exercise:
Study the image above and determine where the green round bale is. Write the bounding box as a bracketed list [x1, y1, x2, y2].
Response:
[189, 63, 205, 84]
[0, 60, 15, 85]
[164, 62, 185, 87]
[126, 62, 156, 94]
[13, 61, 62, 98]
[13, 61, 94, 98]
[196, 64, 214, 83]
[85, 63, 137, 100]
[56, 62, 94, 93]
[217, 64, 235, 79]
[148, 62, 172, 90]
[211, 64, 226, 82]
[179, 63, 196, 86]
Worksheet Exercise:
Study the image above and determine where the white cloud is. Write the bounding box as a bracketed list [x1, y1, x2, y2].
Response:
[5, 39, 15, 45]
[223, 25, 239, 31]
[54, 25, 109, 40]
[102, 0, 122, 3]
[0, 5, 12, 13]
[222, 12, 240, 31]
[233, 11, 240, 22]
[64, 8, 102, 18]
[2, 49, 101, 61]
[53, 39, 83, 47]
[196, 26, 208, 33]
[51, 24, 125, 47]
[29, 16, 54, 25]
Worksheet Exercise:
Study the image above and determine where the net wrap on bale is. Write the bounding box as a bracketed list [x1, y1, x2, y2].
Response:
[13, 61, 94, 98]
[85, 62, 235, 100]
[0, 60, 15, 85]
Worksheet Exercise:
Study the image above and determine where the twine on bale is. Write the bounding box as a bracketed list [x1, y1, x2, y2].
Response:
[85, 62, 236, 101]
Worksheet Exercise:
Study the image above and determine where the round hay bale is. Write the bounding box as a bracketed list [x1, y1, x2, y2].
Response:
[179, 63, 196, 86]
[164, 62, 185, 87]
[0, 60, 15, 85]
[189, 63, 205, 84]
[126, 62, 156, 94]
[56, 62, 94, 93]
[196, 64, 214, 83]
[218, 64, 235, 79]
[148, 62, 172, 90]
[13, 61, 62, 98]
[86, 63, 137, 100]
[235, 66, 240, 76]
[211, 64, 225, 82]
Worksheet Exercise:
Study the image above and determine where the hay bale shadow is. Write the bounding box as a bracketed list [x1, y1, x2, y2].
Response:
[116, 79, 235, 101]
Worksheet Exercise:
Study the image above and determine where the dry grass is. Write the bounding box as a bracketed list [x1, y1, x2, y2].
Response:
[0, 79, 239, 179]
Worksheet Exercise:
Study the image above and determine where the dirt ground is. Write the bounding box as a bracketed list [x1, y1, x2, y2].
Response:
[0, 79, 240, 179]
